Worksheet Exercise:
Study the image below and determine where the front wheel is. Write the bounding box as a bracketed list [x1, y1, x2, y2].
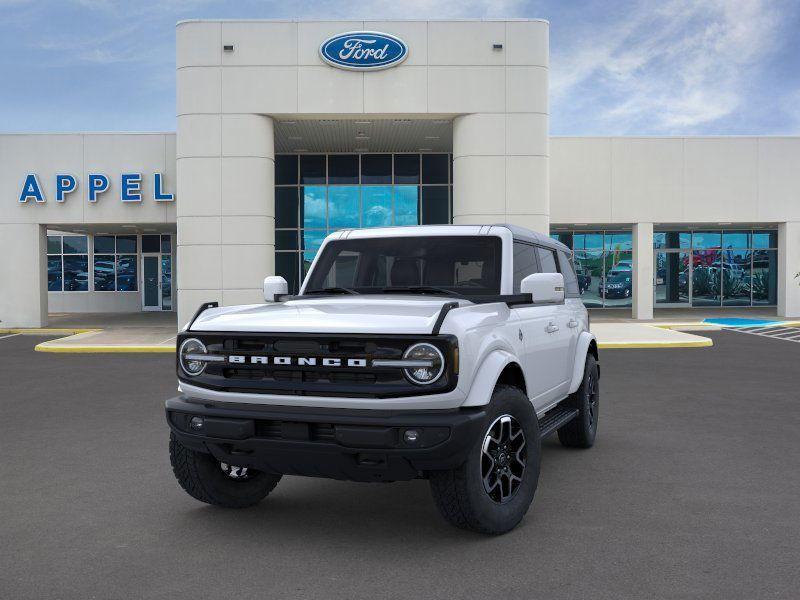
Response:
[169, 433, 282, 508]
[429, 385, 541, 535]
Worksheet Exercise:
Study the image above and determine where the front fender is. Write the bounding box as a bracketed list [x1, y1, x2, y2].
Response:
[568, 331, 597, 394]
[461, 349, 519, 407]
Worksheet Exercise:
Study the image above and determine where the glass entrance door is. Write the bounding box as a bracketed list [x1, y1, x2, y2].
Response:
[142, 255, 161, 311]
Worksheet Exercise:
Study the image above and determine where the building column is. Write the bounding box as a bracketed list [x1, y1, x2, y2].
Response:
[632, 222, 654, 320]
[0, 224, 47, 327]
[452, 113, 549, 235]
[778, 221, 800, 318]
[177, 114, 275, 327]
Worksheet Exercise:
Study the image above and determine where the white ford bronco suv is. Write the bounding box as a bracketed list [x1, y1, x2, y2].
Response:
[166, 225, 599, 534]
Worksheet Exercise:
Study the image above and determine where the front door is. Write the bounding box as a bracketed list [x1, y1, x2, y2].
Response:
[142, 255, 161, 311]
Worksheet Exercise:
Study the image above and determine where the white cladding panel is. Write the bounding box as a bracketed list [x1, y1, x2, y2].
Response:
[551, 136, 800, 225]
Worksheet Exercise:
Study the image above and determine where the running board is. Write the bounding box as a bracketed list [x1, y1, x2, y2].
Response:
[538, 405, 579, 438]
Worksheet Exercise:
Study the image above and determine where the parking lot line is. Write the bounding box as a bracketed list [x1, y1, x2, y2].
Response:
[0, 333, 21, 341]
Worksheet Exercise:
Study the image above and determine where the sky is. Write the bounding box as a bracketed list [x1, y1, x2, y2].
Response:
[0, 0, 798, 135]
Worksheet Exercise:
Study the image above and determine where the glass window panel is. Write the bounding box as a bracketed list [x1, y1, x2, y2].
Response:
[141, 234, 160, 253]
[94, 235, 114, 253]
[557, 251, 580, 296]
[536, 247, 558, 273]
[550, 233, 573, 248]
[574, 250, 603, 307]
[62, 235, 88, 254]
[328, 186, 360, 228]
[275, 230, 298, 251]
[116, 255, 137, 291]
[752, 230, 777, 249]
[161, 235, 172, 254]
[394, 185, 419, 226]
[655, 251, 690, 305]
[722, 249, 752, 306]
[421, 186, 449, 224]
[161, 255, 172, 310]
[116, 235, 137, 254]
[63, 255, 88, 291]
[654, 231, 691, 249]
[692, 231, 721, 249]
[361, 154, 392, 184]
[421, 154, 448, 184]
[47, 256, 62, 291]
[574, 233, 603, 250]
[513, 242, 538, 293]
[299, 155, 325, 184]
[722, 231, 750, 249]
[276, 252, 300, 294]
[47, 235, 62, 254]
[301, 186, 327, 229]
[752, 249, 777, 305]
[275, 155, 298, 185]
[93, 255, 116, 291]
[604, 232, 632, 251]
[362, 186, 392, 228]
[327, 155, 359, 184]
[394, 154, 420, 184]
[601, 250, 633, 307]
[302, 230, 326, 252]
[302, 251, 316, 280]
[691, 250, 721, 306]
[275, 187, 299, 228]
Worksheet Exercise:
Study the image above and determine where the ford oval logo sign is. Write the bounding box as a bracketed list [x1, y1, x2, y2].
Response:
[319, 31, 408, 71]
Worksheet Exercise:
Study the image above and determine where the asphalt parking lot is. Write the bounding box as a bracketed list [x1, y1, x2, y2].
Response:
[2, 332, 799, 600]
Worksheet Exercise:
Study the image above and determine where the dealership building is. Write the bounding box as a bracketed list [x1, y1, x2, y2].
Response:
[1, 18, 799, 328]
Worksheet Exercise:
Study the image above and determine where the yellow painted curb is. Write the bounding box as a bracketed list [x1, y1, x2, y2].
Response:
[598, 339, 713, 349]
[35, 343, 175, 353]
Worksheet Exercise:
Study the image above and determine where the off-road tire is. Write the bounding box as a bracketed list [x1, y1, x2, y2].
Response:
[429, 385, 541, 535]
[169, 433, 281, 508]
[558, 354, 599, 448]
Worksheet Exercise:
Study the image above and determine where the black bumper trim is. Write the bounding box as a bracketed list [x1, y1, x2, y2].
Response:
[166, 396, 487, 483]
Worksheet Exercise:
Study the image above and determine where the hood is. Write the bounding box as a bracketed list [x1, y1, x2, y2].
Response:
[189, 295, 461, 335]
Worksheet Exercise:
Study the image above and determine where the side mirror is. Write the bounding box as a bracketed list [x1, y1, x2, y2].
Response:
[263, 275, 288, 303]
[520, 272, 565, 304]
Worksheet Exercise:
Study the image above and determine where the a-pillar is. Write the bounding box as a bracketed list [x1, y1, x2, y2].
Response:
[632, 222, 654, 320]
[0, 224, 47, 327]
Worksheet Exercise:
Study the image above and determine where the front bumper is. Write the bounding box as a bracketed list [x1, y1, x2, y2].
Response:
[166, 396, 487, 482]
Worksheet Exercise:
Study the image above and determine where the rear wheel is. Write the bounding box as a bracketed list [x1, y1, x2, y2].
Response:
[558, 354, 599, 448]
[169, 433, 282, 508]
[429, 385, 541, 535]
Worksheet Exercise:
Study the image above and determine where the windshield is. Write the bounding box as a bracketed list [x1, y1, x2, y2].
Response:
[304, 236, 502, 296]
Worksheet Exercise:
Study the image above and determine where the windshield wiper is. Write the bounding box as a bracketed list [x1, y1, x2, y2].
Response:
[380, 285, 462, 297]
[304, 287, 359, 295]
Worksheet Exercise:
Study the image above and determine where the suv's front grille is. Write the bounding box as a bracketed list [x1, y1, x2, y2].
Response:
[178, 333, 458, 399]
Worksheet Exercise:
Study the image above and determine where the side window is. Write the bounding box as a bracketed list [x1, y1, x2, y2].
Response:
[513, 242, 539, 293]
[557, 250, 580, 296]
[535, 246, 558, 273]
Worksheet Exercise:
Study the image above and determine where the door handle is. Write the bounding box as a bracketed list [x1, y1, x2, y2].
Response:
[568, 319, 579, 328]
[545, 322, 559, 333]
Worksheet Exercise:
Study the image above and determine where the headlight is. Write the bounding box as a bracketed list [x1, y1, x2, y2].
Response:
[179, 338, 208, 376]
[403, 343, 445, 385]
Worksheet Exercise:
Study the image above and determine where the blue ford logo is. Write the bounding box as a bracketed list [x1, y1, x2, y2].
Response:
[319, 31, 408, 71]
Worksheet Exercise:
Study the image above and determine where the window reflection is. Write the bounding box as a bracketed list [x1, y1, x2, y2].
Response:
[362, 186, 392, 227]
[655, 251, 690, 305]
[327, 186, 359, 228]
[302, 186, 326, 229]
[394, 185, 419, 225]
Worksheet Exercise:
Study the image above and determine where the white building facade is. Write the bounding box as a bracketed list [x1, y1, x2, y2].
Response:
[1, 19, 798, 328]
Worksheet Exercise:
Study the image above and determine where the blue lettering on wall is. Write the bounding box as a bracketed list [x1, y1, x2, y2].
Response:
[121, 173, 142, 202]
[19, 174, 45, 203]
[87, 174, 110, 203]
[153, 173, 174, 202]
[319, 31, 408, 71]
[56, 174, 77, 202]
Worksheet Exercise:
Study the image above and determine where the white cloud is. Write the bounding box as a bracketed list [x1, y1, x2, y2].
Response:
[551, 0, 792, 133]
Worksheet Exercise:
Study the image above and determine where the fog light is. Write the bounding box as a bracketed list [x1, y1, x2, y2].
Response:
[189, 416, 204, 431]
[403, 429, 420, 444]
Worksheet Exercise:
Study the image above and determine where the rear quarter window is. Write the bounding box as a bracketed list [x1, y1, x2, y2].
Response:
[557, 250, 580, 296]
